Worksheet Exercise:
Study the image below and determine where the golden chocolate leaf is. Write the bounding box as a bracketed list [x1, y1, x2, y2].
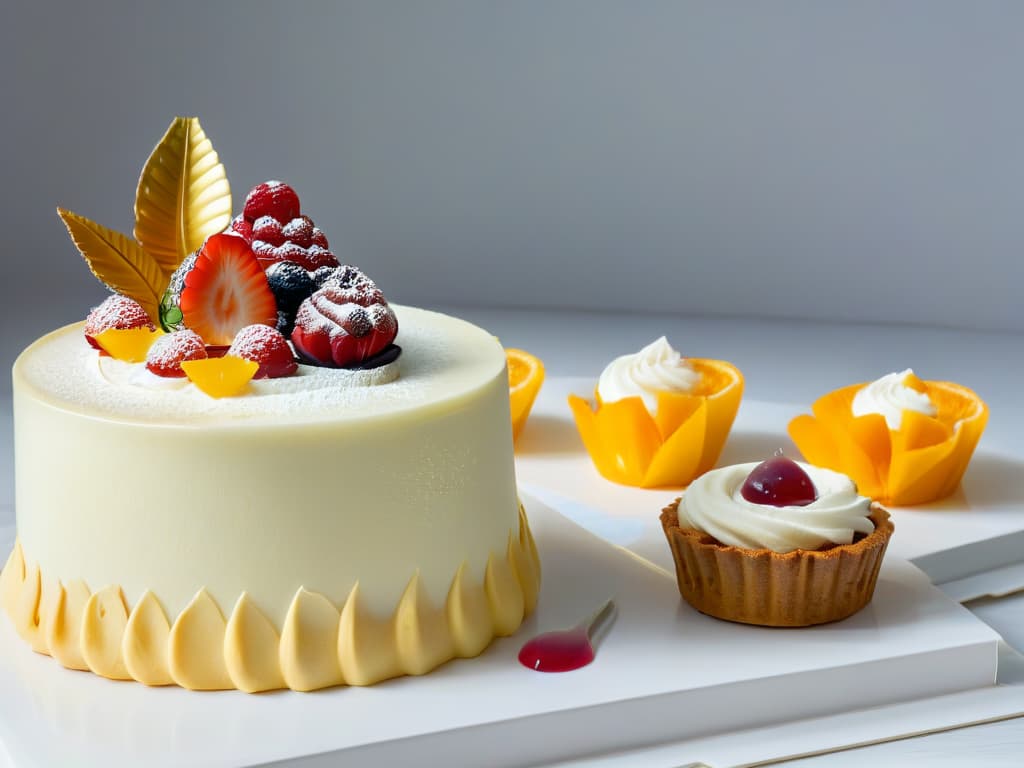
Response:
[57, 208, 165, 323]
[134, 117, 232, 276]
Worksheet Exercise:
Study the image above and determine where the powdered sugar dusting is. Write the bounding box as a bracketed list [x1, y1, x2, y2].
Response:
[227, 324, 289, 360]
[16, 305, 504, 427]
[146, 330, 206, 375]
[84, 294, 154, 336]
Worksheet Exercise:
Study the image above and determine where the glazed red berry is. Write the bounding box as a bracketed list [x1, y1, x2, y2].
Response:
[243, 181, 301, 223]
[740, 456, 818, 507]
[146, 330, 207, 378]
[310, 227, 328, 249]
[84, 294, 155, 350]
[227, 324, 297, 379]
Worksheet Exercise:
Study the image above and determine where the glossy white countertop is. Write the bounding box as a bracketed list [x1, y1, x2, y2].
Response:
[1, 306, 1022, 766]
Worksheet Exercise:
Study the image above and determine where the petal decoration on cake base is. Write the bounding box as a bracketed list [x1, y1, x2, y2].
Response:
[788, 381, 988, 506]
[0, 507, 540, 693]
[569, 359, 744, 488]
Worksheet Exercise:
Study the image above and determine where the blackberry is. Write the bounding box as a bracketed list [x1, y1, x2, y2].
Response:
[311, 266, 336, 288]
[276, 310, 295, 338]
[265, 261, 316, 315]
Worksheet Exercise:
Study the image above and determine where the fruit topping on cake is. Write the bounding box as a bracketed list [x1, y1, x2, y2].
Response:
[163, 233, 277, 346]
[231, 181, 338, 272]
[739, 455, 818, 507]
[181, 356, 259, 398]
[291, 269, 398, 368]
[61, 116, 401, 390]
[243, 180, 301, 223]
[227, 324, 298, 379]
[93, 327, 164, 363]
[146, 329, 208, 378]
[84, 295, 156, 350]
[264, 261, 318, 336]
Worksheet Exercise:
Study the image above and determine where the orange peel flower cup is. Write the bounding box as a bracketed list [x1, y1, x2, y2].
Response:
[788, 371, 988, 506]
[569, 339, 743, 488]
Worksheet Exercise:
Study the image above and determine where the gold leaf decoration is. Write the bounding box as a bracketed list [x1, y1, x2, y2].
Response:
[134, 116, 232, 276]
[57, 208, 166, 322]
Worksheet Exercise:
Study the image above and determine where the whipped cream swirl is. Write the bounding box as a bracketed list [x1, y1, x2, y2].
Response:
[677, 462, 874, 553]
[851, 369, 936, 430]
[596, 337, 699, 415]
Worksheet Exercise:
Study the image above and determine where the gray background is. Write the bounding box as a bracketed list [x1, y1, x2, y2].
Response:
[2, 0, 1022, 390]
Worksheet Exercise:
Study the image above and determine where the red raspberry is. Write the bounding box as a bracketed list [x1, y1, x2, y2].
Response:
[237, 182, 339, 272]
[252, 216, 285, 246]
[227, 324, 297, 379]
[256, 242, 338, 272]
[303, 246, 337, 270]
[251, 240, 277, 264]
[146, 330, 207, 378]
[229, 214, 252, 242]
[282, 216, 315, 248]
[84, 294, 155, 350]
[291, 281, 398, 368]
[243, 181, 300, 223]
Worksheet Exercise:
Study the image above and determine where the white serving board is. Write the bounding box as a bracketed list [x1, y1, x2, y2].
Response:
[516, 377, 1024, 596]
[0, 496, 1002, 768]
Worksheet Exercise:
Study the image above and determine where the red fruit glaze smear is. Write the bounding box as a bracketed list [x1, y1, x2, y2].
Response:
[518, 628, 596, 673]
[146, 330, 207, 378]
[227, 324, 298, 379]
[740, 455, 818, 507]
[84, 295, 155, 350]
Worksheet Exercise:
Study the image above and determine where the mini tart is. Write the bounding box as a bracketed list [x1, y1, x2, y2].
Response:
[569, 359, 743, 488]
[660, 500, 894, 627]
[788, 380, 988, 506]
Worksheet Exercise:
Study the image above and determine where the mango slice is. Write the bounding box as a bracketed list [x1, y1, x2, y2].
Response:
[181, 356, 258, 398]
[93, 327, 163, 362]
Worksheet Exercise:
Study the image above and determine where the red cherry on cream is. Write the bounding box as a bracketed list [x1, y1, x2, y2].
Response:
[740, 456, 818, 507]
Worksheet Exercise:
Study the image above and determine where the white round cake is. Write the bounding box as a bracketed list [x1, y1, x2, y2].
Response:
[1, 305, 540, 691]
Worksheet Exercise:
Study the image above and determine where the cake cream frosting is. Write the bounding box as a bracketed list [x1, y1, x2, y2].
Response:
[677, 461, 875, 553]
[1, 305, 540, 691]
[596, 336, 699, 415]
[851, 369, 936, 430]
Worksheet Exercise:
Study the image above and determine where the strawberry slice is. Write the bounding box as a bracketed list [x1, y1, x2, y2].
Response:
[179, 233, 278, 346]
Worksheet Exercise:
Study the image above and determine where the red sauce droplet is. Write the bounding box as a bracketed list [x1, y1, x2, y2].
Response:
[518, 628, 595, 673]
[740, 455, 818, 507]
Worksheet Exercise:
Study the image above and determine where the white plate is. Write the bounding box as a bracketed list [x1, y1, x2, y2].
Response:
[0, 495, 1001, 768]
